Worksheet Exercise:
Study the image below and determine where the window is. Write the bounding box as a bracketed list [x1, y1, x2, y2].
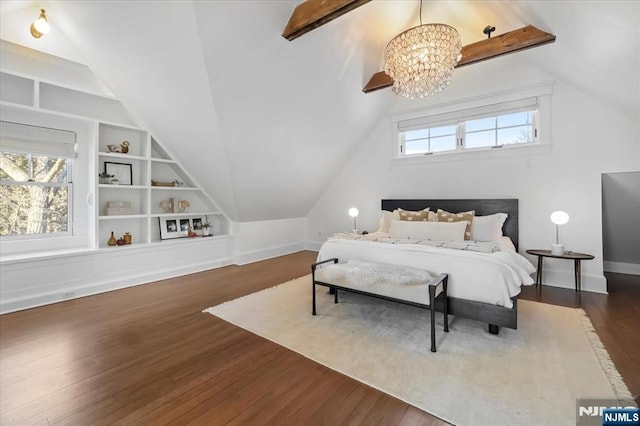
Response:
[0, 121, 76, 239]
[395, 92, 549, 158]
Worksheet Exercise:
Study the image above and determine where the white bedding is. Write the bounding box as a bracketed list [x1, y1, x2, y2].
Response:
[317, 233, 535, 308]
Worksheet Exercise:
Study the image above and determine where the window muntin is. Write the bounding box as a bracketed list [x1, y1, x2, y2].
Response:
[0, 152, 72, 237]
[403, 124, 457, 155]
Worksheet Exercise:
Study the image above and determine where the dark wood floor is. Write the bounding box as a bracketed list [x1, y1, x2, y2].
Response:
[1, 251, 638, 425]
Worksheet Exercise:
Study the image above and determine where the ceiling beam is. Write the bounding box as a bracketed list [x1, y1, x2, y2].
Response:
[282, 0, 371, 41]
[363, 25, 556, 93]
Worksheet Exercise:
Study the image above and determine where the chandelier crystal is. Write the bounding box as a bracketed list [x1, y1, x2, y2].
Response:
[383, 24, 462, 99]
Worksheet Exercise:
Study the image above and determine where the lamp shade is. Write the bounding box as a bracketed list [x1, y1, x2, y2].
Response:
[348, 207, 359, 218]
[550, 211, 569, 225]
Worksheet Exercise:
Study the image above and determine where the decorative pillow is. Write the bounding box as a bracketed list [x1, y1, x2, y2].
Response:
[428, 211, 438, 222]
[389, 220, 467, 241]
[472, 213, 508, 242]
[377, 210, 399, 233]
[437, 209, 475, 240]
[397, 208, 430, 222]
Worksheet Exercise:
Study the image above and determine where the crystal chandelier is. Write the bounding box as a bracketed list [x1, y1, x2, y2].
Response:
[384, 23, 462, 99]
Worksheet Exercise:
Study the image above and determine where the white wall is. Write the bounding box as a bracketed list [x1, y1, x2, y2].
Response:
[233, 218, 307, 265]
[307, 69, 639, 293]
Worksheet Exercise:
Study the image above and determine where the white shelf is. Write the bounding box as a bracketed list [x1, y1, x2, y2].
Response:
[150, 186, 199, 191]
[99, 214, 147, 220]
[99, 184, 147, 190]
[99, 152, 147, 161]
[150, 211, 223, 218]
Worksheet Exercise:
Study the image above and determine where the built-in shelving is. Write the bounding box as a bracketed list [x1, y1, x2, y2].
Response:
[97, 123, 229, 248]
[0, 69, 230, 251]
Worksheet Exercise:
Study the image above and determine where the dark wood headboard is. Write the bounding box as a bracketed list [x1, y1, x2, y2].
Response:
[381, 199, 519, 250]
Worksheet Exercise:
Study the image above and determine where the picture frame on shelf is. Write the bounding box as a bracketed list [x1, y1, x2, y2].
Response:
[105, 162, 133, 185]
[159, 216, 209, 240]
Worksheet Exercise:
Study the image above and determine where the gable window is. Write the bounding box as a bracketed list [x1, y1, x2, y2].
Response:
[394, 83, 553, 159]
[0, 121, 76, 239]
[399, 101, 537, 156]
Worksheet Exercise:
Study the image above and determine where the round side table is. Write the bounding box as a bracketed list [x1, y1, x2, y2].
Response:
[525, 249, 594, 292]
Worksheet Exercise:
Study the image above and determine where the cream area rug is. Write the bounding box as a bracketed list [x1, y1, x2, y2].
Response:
[203, 275, 633, 426]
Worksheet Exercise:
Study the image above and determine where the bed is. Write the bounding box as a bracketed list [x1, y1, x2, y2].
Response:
[315, 199, 535, 334]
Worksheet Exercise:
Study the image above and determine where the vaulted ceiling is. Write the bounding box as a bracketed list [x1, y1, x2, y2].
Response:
[1, 1, 638, 221]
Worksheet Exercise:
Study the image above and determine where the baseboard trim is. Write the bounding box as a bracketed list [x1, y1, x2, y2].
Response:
[234, 242, 305, 266]
[0, 258, 232, 315]
[603, 261, 640, 276]
[538, 269, 608, 294]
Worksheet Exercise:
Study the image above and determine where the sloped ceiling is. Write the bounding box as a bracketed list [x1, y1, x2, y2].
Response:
[1, 1, 638, 221]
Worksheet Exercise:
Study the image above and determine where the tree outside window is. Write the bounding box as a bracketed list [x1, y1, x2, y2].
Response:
[0, 151, 71, 236]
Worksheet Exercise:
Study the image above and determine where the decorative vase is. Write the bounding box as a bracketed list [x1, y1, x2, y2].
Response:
[107, 232, 117, 246]
[202, 227, 210, 236]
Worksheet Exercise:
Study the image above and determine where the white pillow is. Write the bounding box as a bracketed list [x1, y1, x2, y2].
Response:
[377, 210, 399, 233]
[389, 220, 467, 241]
[471, 213, 508, 242]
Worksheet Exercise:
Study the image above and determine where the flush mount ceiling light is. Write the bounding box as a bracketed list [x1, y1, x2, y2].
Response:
[30, 9, 51, 39]
[383, 1, 462, 99]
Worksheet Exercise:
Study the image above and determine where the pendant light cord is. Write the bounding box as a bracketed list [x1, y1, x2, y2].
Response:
[419, 0, 423, 26]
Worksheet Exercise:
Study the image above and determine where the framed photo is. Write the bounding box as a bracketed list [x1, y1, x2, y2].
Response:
[105, 162, 133, 185]
[159, 216, 208, 240]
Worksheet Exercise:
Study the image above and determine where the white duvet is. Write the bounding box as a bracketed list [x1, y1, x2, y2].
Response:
[317, 233, 535, 308]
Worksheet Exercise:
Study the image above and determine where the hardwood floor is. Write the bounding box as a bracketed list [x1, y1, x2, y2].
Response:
[1, 251, 638, 425]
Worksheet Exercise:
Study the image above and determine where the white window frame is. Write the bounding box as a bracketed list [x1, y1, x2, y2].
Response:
[0, 109, 92, 257]
[392, 82, 553, 162]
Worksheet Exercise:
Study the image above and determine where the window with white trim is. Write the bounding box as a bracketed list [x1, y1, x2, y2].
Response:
[397, 97, 540, 156]
[0, 121, 76, 238]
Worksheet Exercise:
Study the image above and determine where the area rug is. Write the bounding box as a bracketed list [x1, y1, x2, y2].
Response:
[203, 275, 633, 425]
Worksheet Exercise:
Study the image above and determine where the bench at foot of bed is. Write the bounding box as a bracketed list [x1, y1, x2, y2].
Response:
[323, 266, 517, 336]
[311, 258, 449, 353]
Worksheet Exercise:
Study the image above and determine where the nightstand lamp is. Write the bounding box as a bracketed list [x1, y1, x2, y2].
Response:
[550, 210, 569, 255]
[348, 207, 359, 233]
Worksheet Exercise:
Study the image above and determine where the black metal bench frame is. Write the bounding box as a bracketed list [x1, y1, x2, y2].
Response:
[311, 258, 449, 353]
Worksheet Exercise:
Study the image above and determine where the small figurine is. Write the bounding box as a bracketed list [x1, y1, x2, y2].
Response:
[107, 141, 130, 153]
[159, 198, 190, 213]
[99, 172, 114, 184]
[187, 226, 198, 238]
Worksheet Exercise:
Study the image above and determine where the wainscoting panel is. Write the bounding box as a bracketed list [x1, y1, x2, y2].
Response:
[0, 236, 233, 314]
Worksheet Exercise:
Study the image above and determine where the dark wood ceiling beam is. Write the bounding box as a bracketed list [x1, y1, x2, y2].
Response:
[282, 0, 371, 41]
[363, 25, 556, 93]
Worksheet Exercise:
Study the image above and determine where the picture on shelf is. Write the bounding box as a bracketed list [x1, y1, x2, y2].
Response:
[104, 162, 133, 185]
[159, 216, 210, 240]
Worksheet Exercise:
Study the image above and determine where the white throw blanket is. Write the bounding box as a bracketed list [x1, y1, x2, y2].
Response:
[320, 259, 435, 287]
[330, 232, 500, 253]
